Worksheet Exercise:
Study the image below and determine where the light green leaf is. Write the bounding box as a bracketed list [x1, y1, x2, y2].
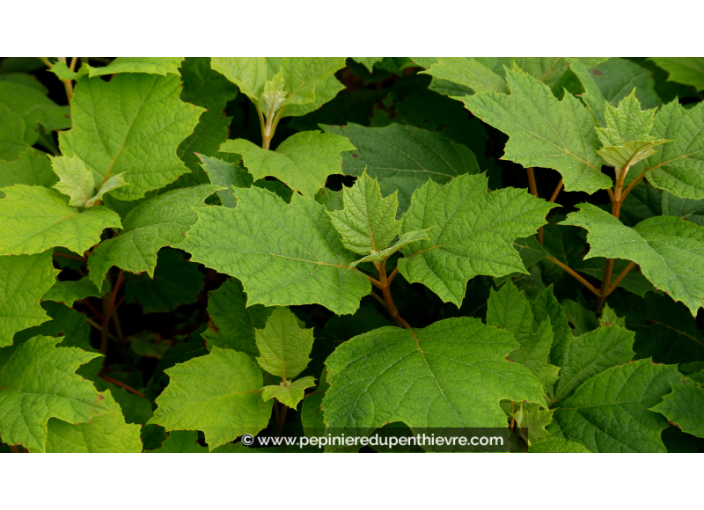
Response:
[124, 248, 204, 314]
[87, 185, 220, 289]
[651, 379, 704, 438]
[0, 104, 30, 160]
[595, 91, 657, 147]
[423, 57, 508, 94]
[644, 100, 704, 200]
[0, 149, 57, 189]
[0, 252, 58, 347]
[179, 187, 370, 315]
[210, 57, 267, 102]
[201, 279, 273, 357]
[87, 57, 184, 77]
[49, 61, 77, 81]
[510, 57, 572, 88]
[261, 71, 287, 116]
[59, 74, 204, 201]
[255, 307, 314, 380]
[398, 173, 556, 307]
[322, 318, 545, 433]
[262, 376, 317, 409]
[41, 391, 142, 453]
[0, 185, 121, 256]
[149, 346, 273, 451]
[599, 140, 671, 172]
[85, 172, 128, 207]
[511, 402, 554, 446]
[529, 436, 590, 453]
[42, 277, 101, 307]
[328, 172, 401, 255]
[650, 57, 704, 91]
[552, 359, 680, 452]
[349, 230, 431, 269]
[220, 131, 354, 197]
[0, 336, 108, 451]
[462, 70, 611, 194]
[197, 154, 250, 208]
[50, 155, 95, 207]
[562, 203, 704, 315]
[0, 81, 70, 144]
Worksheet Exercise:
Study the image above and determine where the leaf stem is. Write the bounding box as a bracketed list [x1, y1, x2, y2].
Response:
[56, 57, 74, 101]
[526, 168, 544, 244]
[82, 299, 106, 323]
[620, 172, 646, 203]
[377, 262, 412, 329]
[606, 261, 637, 296]
[545, 256, 601, 297]
[53, 251, 86, 262]
[100, 375, 145, 398]
[371, 291, 388, 309]
[100, 269, 124, 356]
[549, 179, 563, 203]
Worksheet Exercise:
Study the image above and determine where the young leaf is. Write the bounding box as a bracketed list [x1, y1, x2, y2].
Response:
[650, 379, 704, 438]
[58, 74, 204, 201]
[87, 185, 221, 289]
[179, 187, 371, 315]
[562, 203, 704, 315]
[40, 391, 142, 453]
[201, 279, 273, 356]
[262, 376, 317, 409]
[149, 347, 273, 451]
[220, 131, 354, 197]
[349, 230, 430, 269]
[398, 173, 556, 307]
[255, 307, 314, 380]
[0, 251, 58, 347]
[462, 70, 612, 194]
[0, 185, 121, 256]
[321, 318, 545, 433]
[650, 57, 704, 91]
[510, 402, 554, 446]
[50, 155, 95, 207]
[328, 171, 401, 255]
[86, 57, 184, 77]
[552, 359, 681, 452]
[0, 336, 108, 451]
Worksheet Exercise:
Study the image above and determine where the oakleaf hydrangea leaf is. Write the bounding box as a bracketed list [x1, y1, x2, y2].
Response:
[349, 230, 431, 269]
[0, 185, 121, 256]
[179, 187, 371, 315]
[149, 346, 273, 451]
[0, 149, 57, 188]
[0, 81, 70, 145]
[529, 436, 590, 453]
[87, 185, 220, 289]
[650, 57, 704, 91]
[220, 131, 354, 197]
[42, 277, 101, 307]
[595, 91, 657, 147]
[40, 391, 142, 453]
[650, 378, 704, 438]
[87, 57, 184, 77]
[50, 155, 95, 207]
[398, 173, 556, 307]
[14, 302, 92, 351]
[351, 57, 384, 73]
[552, 359, 681, 452]
[179, 57, 239, 110]
[462, 70, 612, 194]
[59, 74, 204, 201]
[0, 336, 108, 451]
[148, 430, 208, 453]
[255, 307, 314, 380]
[0, 252, 58, 347]
[510, 402, 554, 446]
[322, 318, 545, 433]
[210, 58, 267, 103]
[562, 203, 704, 315]
[0, 104, 31, 160]
[201, 279, 273, 356]
[262, 376, 316, 409]
[423, 57, 508, 94]
[197, 154, 250, 208]
[328, 171, 401, 255]
[644, 100, 704, 200]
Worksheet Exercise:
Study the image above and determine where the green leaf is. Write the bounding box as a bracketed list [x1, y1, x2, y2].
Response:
[0, 336, 108, 451]
[0, 252, 58, 347]
[0, 104, 31, 160]
[328, 172, 401, 255]
[179, 57, 239, 109]
[562, 203, 704, 315]
[41, 390, 142, 453]
[14, 302, 92, 351]
[149, 346, 273, 451]
[48, 61, 77, 81]
[220, 131, 354, 197]
[130, 332, 170, 359]
[179, 187, 371, 315]
[529, 436, 590, 453]
[210, 57, 267, 103]
[197, 154, 251, 208]
[148, 430, 207, 453]
[42, 277, 101, 307]
[552, 359, 681, 452]
[423, 57, 508, 94]
[58, 74, 204, 201]
[322, 318, 545, 433]
[50, 155, 95, 207]
[262, 376, 316, 409]
[510, 402, 554, 446]
[177, 109, 232, 186]
[600, 304, 626, 327]
[255, 307, 314, 380]
[398, 173, 556, 307]
[650, 58, 704, 91]
[352, 57, 384, 73]
[486, 281, 559, 389]
[201, 278, 273, 357]
[0, 81, 70, 144]
[651, 378, 704, 438]
[349, 230, 431, 269]
[87, 57, 184, 77]
[644, 100, 704, 200]
[124, 249, 204, 314]
[87, 185, 220, 289]
[0, 185, 121, 256]
[0, 149, 57, 189]
[462, 70, 611, 194]
[589, 58, 661, 110]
